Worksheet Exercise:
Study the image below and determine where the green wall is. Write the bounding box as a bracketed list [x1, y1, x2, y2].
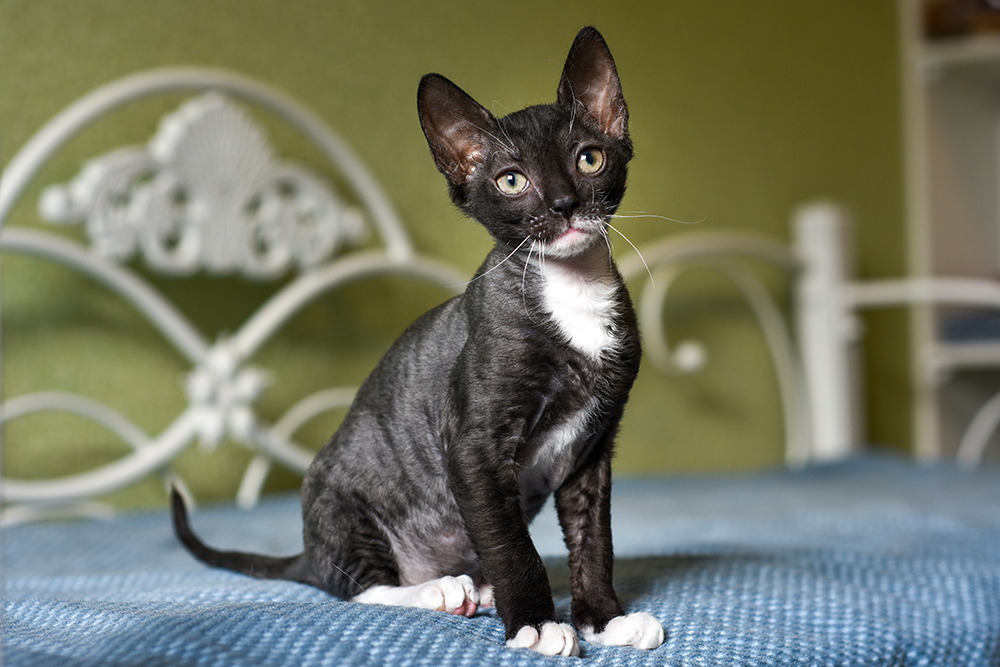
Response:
[1, 0, 906, 507]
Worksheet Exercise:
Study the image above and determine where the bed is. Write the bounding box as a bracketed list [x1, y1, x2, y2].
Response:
[4, 69, 1000, 666]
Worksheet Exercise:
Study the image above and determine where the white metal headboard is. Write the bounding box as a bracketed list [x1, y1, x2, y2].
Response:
[0, 68, 467, 524]
[619, 232, 810, 466]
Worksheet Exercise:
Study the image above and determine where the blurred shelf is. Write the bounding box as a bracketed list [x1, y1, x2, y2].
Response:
[934, 339, 1000, 371]
[921, 33, 1000, 70]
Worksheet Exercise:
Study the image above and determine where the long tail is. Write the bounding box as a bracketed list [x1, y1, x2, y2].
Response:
[170, 487, 318, 586]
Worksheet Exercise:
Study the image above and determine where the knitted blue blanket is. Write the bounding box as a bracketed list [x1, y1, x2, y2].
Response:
[6, 457, 1000, 666]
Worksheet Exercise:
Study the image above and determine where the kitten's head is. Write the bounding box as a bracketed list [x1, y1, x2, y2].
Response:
[417, 27, 632, 259]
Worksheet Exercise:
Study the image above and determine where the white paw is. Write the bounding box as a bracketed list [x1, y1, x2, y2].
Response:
[507, 621, 580, 657]
[478, 583, 494, 608]
[352, 574, 480, 617]
[582, 612, 664, 650]
[428, 574, 480, 616]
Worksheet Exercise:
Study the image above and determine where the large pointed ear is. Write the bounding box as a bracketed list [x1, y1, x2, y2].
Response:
[557, 27, 629, 141]
[418, 74, 497, 186]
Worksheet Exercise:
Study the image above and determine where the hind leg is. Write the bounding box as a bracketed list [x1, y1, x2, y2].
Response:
[352, 574, 480, 617]
[303, 484, 481, 618]
[301, 489, 405, 599]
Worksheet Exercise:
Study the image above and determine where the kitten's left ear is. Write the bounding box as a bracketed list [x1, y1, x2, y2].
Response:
[557, 27, 629, 142]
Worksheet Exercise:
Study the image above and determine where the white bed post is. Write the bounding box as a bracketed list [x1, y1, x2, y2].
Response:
[793, 202, 863, 462]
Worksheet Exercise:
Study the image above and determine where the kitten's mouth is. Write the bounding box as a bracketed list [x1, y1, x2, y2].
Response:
[542, 221, 602, 258]
[556, 226, 588, 243]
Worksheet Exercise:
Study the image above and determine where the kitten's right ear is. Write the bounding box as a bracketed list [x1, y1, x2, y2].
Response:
[418, 74, 496, 186]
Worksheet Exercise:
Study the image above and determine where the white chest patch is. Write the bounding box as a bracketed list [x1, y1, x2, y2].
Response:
[520, 399, 599, 498]
[541, 262, 620, 360]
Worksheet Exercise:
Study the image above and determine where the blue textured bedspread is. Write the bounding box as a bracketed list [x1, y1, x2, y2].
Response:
[5, 456, 1000, 666]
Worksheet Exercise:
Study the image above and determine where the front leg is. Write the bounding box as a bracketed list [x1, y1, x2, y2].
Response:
[555, 443, 664, 650]
[446, 431, 579, 657]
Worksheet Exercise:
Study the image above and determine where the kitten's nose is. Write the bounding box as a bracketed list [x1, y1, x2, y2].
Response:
[551, 195, 579, 219]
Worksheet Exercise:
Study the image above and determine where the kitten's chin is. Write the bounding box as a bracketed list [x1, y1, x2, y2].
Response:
[542, 225, 604, 260]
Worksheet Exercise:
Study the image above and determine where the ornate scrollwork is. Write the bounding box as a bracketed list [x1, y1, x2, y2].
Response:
[185, 338, 270, 450]
[39, 93, 367, 279]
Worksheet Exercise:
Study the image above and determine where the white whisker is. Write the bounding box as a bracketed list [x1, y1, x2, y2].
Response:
[447, 107, 515, 154]
[498, 122, 517, 154]
[522, 240, 538, 321]
[600, 225, 615, 263]
[565, 79, 576, 133]
[450, 235, 532, 287]
[611, 212, 705, 225]
[335, 562, 366, 595]
[607, 222, 654, 287]
[470, 117, 515, 153]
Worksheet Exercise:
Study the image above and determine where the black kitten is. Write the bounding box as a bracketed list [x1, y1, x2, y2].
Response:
[173, 26, 664, 657]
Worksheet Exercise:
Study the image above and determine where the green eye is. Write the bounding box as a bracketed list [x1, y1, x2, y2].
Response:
[496, 170, 529, 195]
[577, 148, 605, 174]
